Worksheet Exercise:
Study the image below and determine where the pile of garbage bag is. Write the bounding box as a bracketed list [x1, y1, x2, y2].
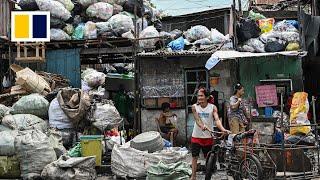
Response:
[17, 0, 164, 41]
[237, 11, 301, 53]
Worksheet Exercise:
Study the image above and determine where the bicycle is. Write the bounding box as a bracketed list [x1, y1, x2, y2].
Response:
[205, 129, 264, 180]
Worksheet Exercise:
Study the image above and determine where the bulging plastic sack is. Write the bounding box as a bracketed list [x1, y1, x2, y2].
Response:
[259, 31, 281, 44]
[63, 24, 74, 35]
[168, 37, 185, 51]
[51, 29, 71, 41]
[237, 18, 261, 43]
[248, 10, 266, 21]
[108, 14, 134, 35]
[258, 18, 275, 34]
[92, 103, 121, 131]
[123, 0, 144, 17]
[286, 42, 300, 51]
[265, 39, 286, 52]
[193, 38, 213, 45]
[35, 0, 71, 21]
[139, 26, 159, 48]
[122, 31, 134, 39]
[113, 4, 123, 15]
[86, 2, 113, 21]
[72, 23, 85, 40]
[78, 0, 98, 7]
[211, 28, 228, 44]
[280, 31, 300, 43]
[84, 21, 97, 39]
[274, 20, 298, 32]
[243, 38, 265, 53]
[18, 0, 39, 10]
[11, 93, 49, 118]
[83, 69, 106, 88]
[136, 17, 148, 34]
[50, 17, 66, 29]
[96, 22, 112, 35]
[185, 25, 210, 42]
[54, 0, 74, 11]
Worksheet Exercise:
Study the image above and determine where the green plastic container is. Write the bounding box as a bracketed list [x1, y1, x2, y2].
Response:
[80, 135, 103, 166]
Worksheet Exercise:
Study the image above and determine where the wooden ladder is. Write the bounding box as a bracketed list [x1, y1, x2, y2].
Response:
[16, 42, 46, 62]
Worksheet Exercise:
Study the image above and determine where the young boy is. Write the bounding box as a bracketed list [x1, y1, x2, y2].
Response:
[158, 102, 179, 140]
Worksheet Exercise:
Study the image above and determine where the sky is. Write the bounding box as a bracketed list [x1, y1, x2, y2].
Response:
[150, 0, 249, 16]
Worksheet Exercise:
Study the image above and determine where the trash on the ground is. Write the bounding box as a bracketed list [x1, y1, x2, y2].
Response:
[48, 98, 73, 129]
[86, 2, 113, 21]
[0, 125, 11, 132]
[41, 155, 96, 180]
[111, 143, 190, 178]
[106, 135, 125, 149]
[2, 114, 48, 132]
[0, 131, 18, 156]
[139, 26, 159, 48]
[48, 129, 67, 158]
[108, 14, 134, 35]
[185, 25, 210, 42]
[89, 86, 106, 98]
[15, 130, 57, 179]
[56, 88, 90, 126]
[84, 21, 97, 40]
[147, 161, 192, 179]
[11, 93, 49, 118]
[35, 0, 71, 21]
[0, 156, 20, 179]
[130, 131, 164, 153]
[51, 28, 72, 41]
[11, 64, 51, 96]
[92, 102, 121, 131]
[68, 142, 82, 157]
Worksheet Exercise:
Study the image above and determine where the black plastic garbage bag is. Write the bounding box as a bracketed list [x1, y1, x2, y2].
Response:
[123, 0, 144, 17]
[237, 18, 261, 43]
[18, 0, 39, 10]
[51, 17, 67, 29]
[265, 40, 286, 52]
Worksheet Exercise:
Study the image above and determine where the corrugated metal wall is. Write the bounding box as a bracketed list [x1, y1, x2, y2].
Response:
[46, 49, 81, 88]
[0, 0, 12, 37]
[239, 56, 303, 98]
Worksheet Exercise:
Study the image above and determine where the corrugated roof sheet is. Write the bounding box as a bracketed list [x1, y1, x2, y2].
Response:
[254, 0, 282, 5]
[137, 50, 215, 57]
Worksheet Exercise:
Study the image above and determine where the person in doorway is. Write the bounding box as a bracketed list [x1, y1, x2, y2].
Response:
[158, 102, 179, 140]
[228, 83, 250, 134]
[190, 88, 230, 180]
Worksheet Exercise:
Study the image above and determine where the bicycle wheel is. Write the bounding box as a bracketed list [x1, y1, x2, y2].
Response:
[239, 154, 263, 180]
[205, 153, 217, 180]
